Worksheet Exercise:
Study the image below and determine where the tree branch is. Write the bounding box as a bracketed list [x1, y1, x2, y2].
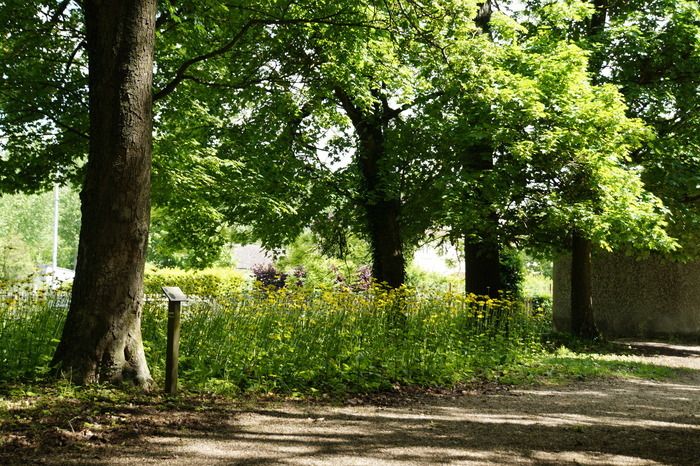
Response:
[153, 21, 257, 101]
[53, 119, 89, 140]
[154, 13, 387, 102]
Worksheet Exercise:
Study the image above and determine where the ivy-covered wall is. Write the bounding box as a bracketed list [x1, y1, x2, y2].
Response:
[553, 253, 700, 339]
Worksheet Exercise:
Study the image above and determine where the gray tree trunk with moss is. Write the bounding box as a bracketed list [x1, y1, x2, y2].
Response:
[51, 0, 156, 387]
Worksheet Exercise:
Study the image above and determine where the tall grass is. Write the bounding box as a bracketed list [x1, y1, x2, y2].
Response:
[1, 287, 550, 394]
[0, 291, 68, 379]
[163, 289, 549, 392]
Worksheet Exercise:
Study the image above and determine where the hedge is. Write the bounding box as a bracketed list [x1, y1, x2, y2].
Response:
[144, 266, 248, 297]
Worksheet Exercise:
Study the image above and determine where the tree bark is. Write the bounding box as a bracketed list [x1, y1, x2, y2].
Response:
[51, 0, 157, 387]
[566, 0, 607, 340]
[586, 0, 609, 82]
[475, 1, 493, 32]
[570, 231, 599, 338]
[335, 89, 405, 289]
[357, 124, 405, 289]
[462, 140, 503, 297]
[464, 239, 502, 298]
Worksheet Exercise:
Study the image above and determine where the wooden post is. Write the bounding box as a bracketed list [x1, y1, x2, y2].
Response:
[165, 299, 181, 395]
[162, 286, 187, 395]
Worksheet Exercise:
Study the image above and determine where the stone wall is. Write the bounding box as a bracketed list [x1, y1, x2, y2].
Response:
[553, 253, 700, 338]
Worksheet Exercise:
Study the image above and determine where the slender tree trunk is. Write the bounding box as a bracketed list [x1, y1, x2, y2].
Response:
[365, 196, 405, 289]
[460, 5, 506, 299]
[52, 0, 156, 387]
[475, 1, 493, 31]
[586, 0, 609, 81]
[570, 231, 599, 338]
[464, 238, 502, 298]
[566, 0, 607, 340]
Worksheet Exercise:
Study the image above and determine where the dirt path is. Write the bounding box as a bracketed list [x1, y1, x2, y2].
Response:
[4, 342, 700, 465]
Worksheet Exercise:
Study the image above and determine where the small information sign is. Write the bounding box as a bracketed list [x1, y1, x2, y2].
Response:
[162, 286, 187, 302]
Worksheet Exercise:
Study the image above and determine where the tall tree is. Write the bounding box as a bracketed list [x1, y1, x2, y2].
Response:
[51, 0, 157, 385]
[149, 1, 450, 288]
[584, 0, 700, 246]
[332, 87, 406, 288]
[569, 0, 608, 339]
[404, 1, 676, 303]
[525, 0, 700, 336]
[463, 1, 505, 297]
[2, 0, 376, 384]
[199, 2, 504, 288]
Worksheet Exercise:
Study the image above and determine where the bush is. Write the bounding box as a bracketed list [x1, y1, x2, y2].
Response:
[276, 232, 371, 288]
[251, 263, 287, 289]
[525, 295, 553, 317]
[143, 266, 247, 297]
[500, 248, 525, 296]
[406, 264, 463, 293]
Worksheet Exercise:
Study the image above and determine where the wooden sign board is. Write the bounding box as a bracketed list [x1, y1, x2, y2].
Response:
[162, 286, 187, 302]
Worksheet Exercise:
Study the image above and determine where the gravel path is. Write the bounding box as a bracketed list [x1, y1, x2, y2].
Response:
[5, 342, 700, 466]
[105, 342, 700, 465]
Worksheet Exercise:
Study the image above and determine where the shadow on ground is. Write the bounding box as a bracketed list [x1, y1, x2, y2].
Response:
[610, 340, 700, 359]
[1, 345, 699, 465]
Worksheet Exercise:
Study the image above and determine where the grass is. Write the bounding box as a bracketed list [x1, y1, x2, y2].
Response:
[142, 288, 548, 395]
[0, 291, 67, 380]
[0, 286, 690, 397]
[497, 347, 683, 385]
[2, 287, 694, 464]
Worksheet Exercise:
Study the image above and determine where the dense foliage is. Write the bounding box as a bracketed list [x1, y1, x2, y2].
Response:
[1, 1, 687, 270]
[147, 0, 679, 282]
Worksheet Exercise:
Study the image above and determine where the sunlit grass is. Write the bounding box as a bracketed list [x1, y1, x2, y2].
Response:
[141, 288, 548, 395]
[0, 285, 688, 396]
[497, 347, 682, 385]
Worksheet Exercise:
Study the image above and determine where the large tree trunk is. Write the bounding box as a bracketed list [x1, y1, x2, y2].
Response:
[335, 89, 405, 289]
[462, 141, 503, 297]
[465, 238, 502, 298]
[570, 231, 599, 338]
[357, 125, 405, 289]
[52, 0, 157, 387]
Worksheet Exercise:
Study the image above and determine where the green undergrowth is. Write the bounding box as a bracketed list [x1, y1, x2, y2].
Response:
[141, 288, 547, 395]
[496, 347, 684, 385]
[0, 287, 689, 398]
